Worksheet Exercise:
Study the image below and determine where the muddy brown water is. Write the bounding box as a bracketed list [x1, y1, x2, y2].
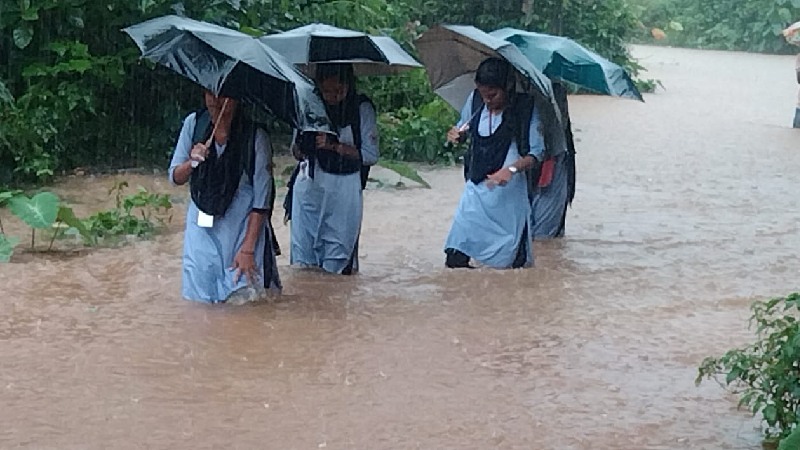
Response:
[2, 45, 799, 449]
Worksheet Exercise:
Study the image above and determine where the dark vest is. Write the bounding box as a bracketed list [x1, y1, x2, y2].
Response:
[294, 94, 374, 189]
[189, 109, 257, 216]
[464, 91, 537, 195]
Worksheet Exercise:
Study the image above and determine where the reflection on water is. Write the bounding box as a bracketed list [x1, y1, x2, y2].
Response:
[2, 45, 799, 449]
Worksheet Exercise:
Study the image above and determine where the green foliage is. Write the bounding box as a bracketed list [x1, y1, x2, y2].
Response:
[0, 189, 22, 234]
[83, 182, 172, 239]
[406, 0, 640, 72]
[632, 0, 800, 53]
[57, 205, 93, 244]
[379, 98, 463, 164]
[0, 234, 19, 263]
[696, 293, 800, 441]
[0, 189, 21, 207]
[8, 192, 60, 229]
[0, 181, 170, 260]
[0, 0, 641, 180]
[779, 426, 800, 450]
[635, 78, 664, 93]
[378, 160, 431, 188]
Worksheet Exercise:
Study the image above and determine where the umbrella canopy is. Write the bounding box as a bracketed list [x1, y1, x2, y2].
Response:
[491, 28, 643, 101]
[414, 24, 554, 111]
[260, 23, 422, 76]
[123, 15, 331, 132]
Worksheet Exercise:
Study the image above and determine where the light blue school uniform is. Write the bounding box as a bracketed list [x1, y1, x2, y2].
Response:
[530, 149, 569, 239]
[169, 112, 281, 303]
[290, 102, 379, 274]
[444, 92, 544, 268]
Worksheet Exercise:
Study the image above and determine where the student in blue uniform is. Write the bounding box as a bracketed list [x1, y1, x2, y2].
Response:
[530, 81, 572, 239]
[444, 58, 544, 269]
[289, 64, 379, 274]
[169, 90, 281, 303]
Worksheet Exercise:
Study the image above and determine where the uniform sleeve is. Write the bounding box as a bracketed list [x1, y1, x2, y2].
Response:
[528, 106, 546, 161]
[251, 128, 272, 210]
[168, 113, 197, 185]
[359, 102, 379, 166]
[456, 91, 475, 129]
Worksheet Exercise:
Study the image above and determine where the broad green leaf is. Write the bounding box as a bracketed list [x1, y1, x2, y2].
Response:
[57, 206, 93, 244]
[779, 426, 800, 450]
[763, 404, 778, 426]
[13, 25, 33, 49]
[725, 368, 741, 385]
[378, 161, 431, 188]
[9, 192, 59, 229]
[0, 235, 18, 263]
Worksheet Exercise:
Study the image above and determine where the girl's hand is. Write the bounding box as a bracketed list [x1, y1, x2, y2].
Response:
[231, 249, 258, 285]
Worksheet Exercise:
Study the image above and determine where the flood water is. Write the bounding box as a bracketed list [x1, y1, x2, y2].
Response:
[2, 45, 799, 449]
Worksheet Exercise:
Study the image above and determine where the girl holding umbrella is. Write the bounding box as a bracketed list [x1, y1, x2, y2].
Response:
[289, 64, 379, 274]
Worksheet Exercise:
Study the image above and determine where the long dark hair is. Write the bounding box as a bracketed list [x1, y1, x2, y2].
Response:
[315, 63, 359, 129]
[475, 57, 517, 104]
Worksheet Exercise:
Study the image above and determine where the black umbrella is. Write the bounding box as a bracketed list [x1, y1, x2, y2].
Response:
[123, 15, 331, 132]
[260, 23, 422, 76]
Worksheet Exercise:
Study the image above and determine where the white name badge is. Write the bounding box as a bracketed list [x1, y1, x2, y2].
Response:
[197, 211, 214, 228]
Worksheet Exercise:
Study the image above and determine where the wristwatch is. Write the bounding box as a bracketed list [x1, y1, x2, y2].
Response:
[508, 165, 518, 174]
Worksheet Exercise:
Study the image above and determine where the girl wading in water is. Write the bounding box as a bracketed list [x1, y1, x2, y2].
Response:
[169, 90, 281, 303]
[444, 57, 547, 269]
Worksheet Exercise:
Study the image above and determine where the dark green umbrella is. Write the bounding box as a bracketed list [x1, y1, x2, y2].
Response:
[491, 28, 643, 101]
[260, 23, 421, 76]
[123, 15, 332, 132]
[415, 25, 555, 111]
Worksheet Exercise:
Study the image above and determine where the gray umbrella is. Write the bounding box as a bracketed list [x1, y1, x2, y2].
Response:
[260, 23, 422, 76]
[415, 24, 555, 111]
[123, 15, 331, 132]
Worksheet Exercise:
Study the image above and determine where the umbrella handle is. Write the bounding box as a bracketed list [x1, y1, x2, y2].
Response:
[191, 98, 230, 169]
[205, 98, 230, 147]
[443, 114, 475, 148]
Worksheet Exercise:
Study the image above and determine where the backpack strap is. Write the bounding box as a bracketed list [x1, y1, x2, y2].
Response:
[463, 90, 484, 181]
[192, 108, 212, 145]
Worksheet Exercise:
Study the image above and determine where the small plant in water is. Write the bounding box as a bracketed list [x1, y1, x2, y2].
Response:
[7, 191, 59, 249]
[0, 234, 18, 263]
[0, 189, 21, 234]
[0, 181, 172, 261]
[696, 293, 800, 446]
[84, 181, 172, 240]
